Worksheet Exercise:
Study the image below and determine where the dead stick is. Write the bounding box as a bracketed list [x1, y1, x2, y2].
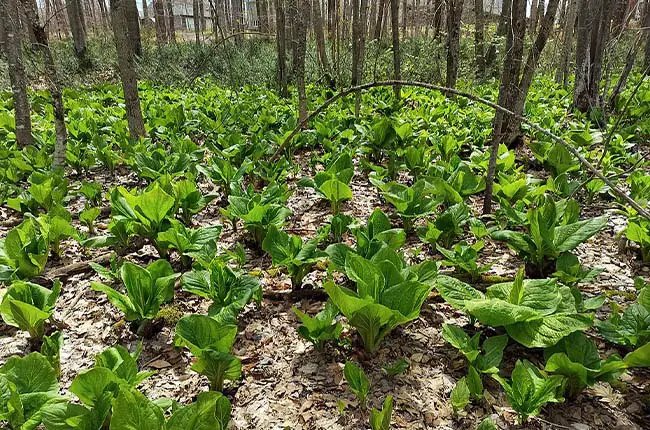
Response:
[33, 252, 113, 286]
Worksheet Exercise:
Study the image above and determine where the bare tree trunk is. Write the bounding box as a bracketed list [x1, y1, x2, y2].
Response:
[485, 0, 510, 72]
[574, 0, 610, 114]
[391, 0, 401, 99]
[530, 0, 539, 35]
[432, 0, 442, 37]
[555, 0, 577, 87]
[289, 0, 308, 124]
[313, 0, 333, 87]
[483, 0, 526, 214]
[1, 0, 33, 147]
[643, 0, 650, 75]
[21, 0, 68, 169]
[474, 0, 485, 78]
[154, 0, 167, 43]
[110, 0, 146, 138]
[200, 0, 206, 31]
[445, 0, 464, 89]
[401, 0, 406, 34]
[193, 0, 201, 42]
[142, 0, 149, 22]
[275, 0, 288, 96]
[66, 0, 89, 66]
[124, 0, 141, 55]
[166, 0, 176, 42]
[374, 0, 387, 39]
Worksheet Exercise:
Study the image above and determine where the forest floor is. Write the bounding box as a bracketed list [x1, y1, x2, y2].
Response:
[1, 150, 649, 430]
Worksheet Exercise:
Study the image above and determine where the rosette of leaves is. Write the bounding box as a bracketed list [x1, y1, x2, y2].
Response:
[298, 152, 354, 214]
[491, 195, 607, 277]
[437, 241, 490, 281]
[181, 260, 262, 322]
[157, 174, 217, 225]
[91, 260, 179, 334]
[435, 268, 596, 348]
[293, 300, 343, 349]
[0, 218, 49, 280]
[157, 221, 222, 268]
[326, 208, 406, 270]
[442, 324, 508, 399]
[197, 157, 250, 199]
[596, 278, 650, 347]
[492, 360, 565, 423]
[543, 332, 627, 397]
[174, 315, 242, 392]
[0, 352, 64, 430]
[262, 225, 327, 288]
[6, 171, 69, 214]
[370, 178, 441, 231]
[324, 248, 435, 352]
[417, 202, 470, 249]
[0, 280, 61, 344]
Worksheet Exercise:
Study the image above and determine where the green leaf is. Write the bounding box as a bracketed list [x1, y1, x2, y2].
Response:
[174, 314, 238, 355]
[434, 275, 484, 308]
[109, 387, 165, 430]
[506, 313, 594, 348]
[166, 391, 231, 430]
[624, 342, 650, 367]
[382, 359, 409, 377]
[343, 361, 370, 408]
[369, 395, 393, 430]
[450, 377, 470, 412]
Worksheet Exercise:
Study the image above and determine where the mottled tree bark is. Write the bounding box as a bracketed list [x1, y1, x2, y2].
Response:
[110, 0, 146, 138]
[485, 0, 511, 72]
[142, 0, 148, 22]
[374, 0, 387, 39]
[445, 0, 464, 89]
[391, 0, 401, 99]
[124, 0, 141, 55]
[644, 0, 650, 73]
[1, 0, 33, 147]
[289, 0, 308, 124]
[313, 0, 333, 87]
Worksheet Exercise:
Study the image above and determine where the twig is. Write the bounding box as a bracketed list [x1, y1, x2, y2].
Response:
[270, 80, 650, 220]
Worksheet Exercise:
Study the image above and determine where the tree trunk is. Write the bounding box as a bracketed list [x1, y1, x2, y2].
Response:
[166, 0, 176, 42]
[474, 0, 485, 78]
[1, 0, 33, 147]
[643, 0, 650, 75]
[289, 0, 308, 124]
[193, 0, 201, 42]
[445, 0, 464, 89]
[123, 0, 141, 55]
[401, 0, 406, 34]
[110, 0, 146, 138]
[374, 0, 387, 39]
[200, 0, 206, 30]
[142, 0, 148, 22]
[313, 0, 333, 87]
[391, 0, 401, 99]
[432, 0, 442, 37]
[154, 0, 167, 43]
[483, 0, 526, 214]
[573, 0, 610, 114]
[21, 0, 68, 169]
[66, 0, 89, 66]
[275, 0, 288, 96]
[530, 0, 538, 35]
[484, 0, 511, 72]
[555, 0, 577, 87]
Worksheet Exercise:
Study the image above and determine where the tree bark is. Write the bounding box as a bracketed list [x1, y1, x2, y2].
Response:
[193, 0, 201, 43]
[110, 0, 146, 138]
[124, 0, 141, 55]
[275, 0, 288, 96]
[166, 0, 176, 42]
[474, 0, 485, 78]
[530, 0, 539, 35]
[374, 0, 387, 39]
[1, 0, 33, 147]
[445, 0, 464, 89]
[555, 0, 577, 87]
[484, 0, 511, 73]
[313, 0, 333, 87]
[154, 0, 167, 43]
[391, 0, 401, 99]
[432, 0, 442, 37]
[142, 0, 149, 22]
[66, 0, 89, 66]
[573, 0, 610, 114]
[483, 0, 526, 214]
[643, 0, 650, 75]
[21, 0, 68, 169]
[289, 0, 308, 124]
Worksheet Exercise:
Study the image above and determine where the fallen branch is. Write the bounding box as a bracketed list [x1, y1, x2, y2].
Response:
[32, 252, 113, 286]
[271, 80, 650, 220]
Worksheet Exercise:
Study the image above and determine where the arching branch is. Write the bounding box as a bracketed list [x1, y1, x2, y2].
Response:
[271, 80, 650, 220]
